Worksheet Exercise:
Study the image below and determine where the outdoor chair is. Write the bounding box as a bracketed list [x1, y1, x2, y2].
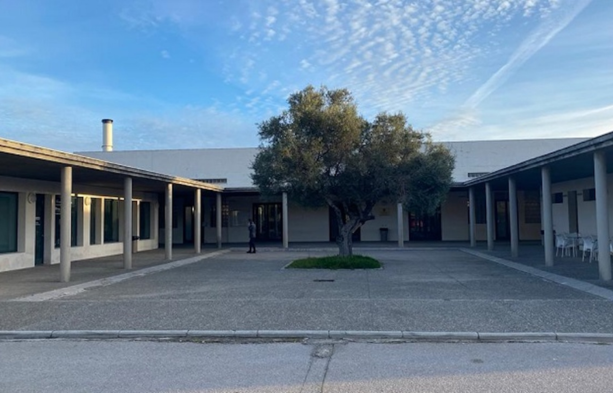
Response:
[555, 234, 575, 257]
[581, 236, 597, 263]
[566, 232, 581, 257]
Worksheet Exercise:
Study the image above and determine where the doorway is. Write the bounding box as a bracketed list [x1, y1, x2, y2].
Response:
[254, 203, 282, 241]
[35, 194, 45, 265]
[495, 200, 510, 240]
[408, 209, 442, 241]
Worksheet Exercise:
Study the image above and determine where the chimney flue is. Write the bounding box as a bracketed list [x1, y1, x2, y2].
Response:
[102, 119, 113, 152]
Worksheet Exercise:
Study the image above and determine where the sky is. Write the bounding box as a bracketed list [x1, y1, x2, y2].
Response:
[0, 0, 611, 152]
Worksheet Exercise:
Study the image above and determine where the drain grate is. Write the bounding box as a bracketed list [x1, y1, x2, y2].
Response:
[313, 279, 335, 282]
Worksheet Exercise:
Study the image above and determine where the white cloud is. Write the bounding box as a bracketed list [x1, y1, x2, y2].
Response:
[160, 50, 170, 59]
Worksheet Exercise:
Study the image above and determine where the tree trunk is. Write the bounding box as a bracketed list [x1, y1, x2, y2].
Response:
[336, 224, 353, 256]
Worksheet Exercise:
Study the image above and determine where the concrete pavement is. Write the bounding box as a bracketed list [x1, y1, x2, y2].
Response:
[1, 340, 612, 392]
[1, 248, 613, 335]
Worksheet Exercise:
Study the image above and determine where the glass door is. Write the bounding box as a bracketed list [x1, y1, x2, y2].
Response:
[35, 194, 45, 265]
[495, 200, 509, 240]
[254, 203, 282, 241]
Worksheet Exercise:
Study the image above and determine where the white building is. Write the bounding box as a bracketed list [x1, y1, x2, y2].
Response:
[3, 118, 613, 281]
[79, 125, 585, 245]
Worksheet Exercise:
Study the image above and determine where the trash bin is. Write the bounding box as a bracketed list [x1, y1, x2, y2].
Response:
[132, 236, 139, 253]
[379, 228, 389, 242]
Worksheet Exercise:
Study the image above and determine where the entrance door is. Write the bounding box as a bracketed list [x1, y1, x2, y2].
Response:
[408, 209, 442, 241]
[35, 194, 45, 265]
[328, 208, 361, 242]
[495, 200, 509, 240]
[184, 206, 194, 243]
[254, 203, 282, 241]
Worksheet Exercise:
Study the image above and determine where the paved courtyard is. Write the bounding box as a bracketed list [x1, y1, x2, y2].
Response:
[1, 249, 613, 333]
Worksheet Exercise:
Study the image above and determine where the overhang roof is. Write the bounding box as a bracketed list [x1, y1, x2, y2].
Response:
[463, 131, 613, 191]
[0, 138, 222, 194]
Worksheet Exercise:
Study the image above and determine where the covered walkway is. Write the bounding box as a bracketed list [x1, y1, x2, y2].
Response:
[0, 246, 223, 301]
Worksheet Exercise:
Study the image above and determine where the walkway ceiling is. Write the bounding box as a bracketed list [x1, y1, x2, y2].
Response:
[463, 132, 613, 192]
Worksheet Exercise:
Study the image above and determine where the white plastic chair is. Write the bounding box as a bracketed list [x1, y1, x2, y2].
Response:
[566, 232, 580, 257]
[555, 234, 574, 257]
[581, 236, 597, 263]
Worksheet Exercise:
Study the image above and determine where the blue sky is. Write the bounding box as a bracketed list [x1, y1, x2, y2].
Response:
[0, 0, 611, 152]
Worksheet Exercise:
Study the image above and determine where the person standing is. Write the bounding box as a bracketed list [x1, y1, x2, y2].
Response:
[247, 219, 256, 253]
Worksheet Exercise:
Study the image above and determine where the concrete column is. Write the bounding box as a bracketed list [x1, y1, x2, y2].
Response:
[282, 192, 289, 249]
[165, 183, 173, 261]
[542, 166, 554, 266]
[469, 187, 476, 247]
[194, 189, 201, 254]
[60, 166, 72, 283]
[594, 151, 612, 281]
[509, 177, 519, 258]
[123, 177, 132, 269]
[485, 182, 494, 251]
[216, 193, 222, 249]
[397, 202, 404, 247]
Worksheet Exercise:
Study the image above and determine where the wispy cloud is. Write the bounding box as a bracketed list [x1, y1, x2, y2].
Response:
[221, 0, 576, 120]
[430, 0, 592, 138]
[465, 0, 592, 109]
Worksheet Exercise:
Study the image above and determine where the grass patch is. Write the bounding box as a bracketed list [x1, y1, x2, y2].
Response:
[287, 255, 381, 269]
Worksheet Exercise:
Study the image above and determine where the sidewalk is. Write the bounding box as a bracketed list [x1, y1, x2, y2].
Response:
[0, 246, 222, 301]
[474, 241, 613, 290]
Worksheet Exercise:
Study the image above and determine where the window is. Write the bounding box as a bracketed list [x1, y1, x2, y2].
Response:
[524, 191, 541, 224]
[210, 200, 229, 227]
[139, 202, 151, 240]
[90, 198, 101, 245]
[195, 178, 228, 184]
[467, 172, 490, 178]
[583, 188, 596, 201]
[104, 199, 119, 243]
[55, 195, 79, 248]
[552, 192, 563, 204]
[0, 192, 18, 254]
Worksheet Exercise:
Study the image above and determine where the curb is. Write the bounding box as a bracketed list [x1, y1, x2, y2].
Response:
[0, 330, 611, 343]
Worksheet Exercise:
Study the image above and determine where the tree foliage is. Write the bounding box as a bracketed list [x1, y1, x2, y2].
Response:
[251, 85, 455, 255]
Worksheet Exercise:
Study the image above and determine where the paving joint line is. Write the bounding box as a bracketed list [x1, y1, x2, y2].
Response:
[0, 330, 612, 343]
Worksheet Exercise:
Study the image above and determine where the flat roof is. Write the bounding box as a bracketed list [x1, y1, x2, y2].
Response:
[0, 137, 222, 193]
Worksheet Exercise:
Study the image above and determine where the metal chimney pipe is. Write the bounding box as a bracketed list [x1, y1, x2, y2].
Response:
[102, 119, 113, 152]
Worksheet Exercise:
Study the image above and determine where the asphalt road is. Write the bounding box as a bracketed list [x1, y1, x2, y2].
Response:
[2, 250, 613, 332]
[1, 340, 612, 392]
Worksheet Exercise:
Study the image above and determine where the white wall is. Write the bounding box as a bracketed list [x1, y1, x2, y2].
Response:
[441, 191, 469, 241]
[551, 176, 600, 236]
[0, 176, 159, 273]
[288, 204, 329, 242]
[361, 202, 398, 241]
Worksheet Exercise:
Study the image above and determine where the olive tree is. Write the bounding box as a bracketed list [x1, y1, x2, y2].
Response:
[251, 86, 454, 256]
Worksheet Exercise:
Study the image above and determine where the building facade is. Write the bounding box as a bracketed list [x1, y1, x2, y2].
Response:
[4, 119, 613, 282]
